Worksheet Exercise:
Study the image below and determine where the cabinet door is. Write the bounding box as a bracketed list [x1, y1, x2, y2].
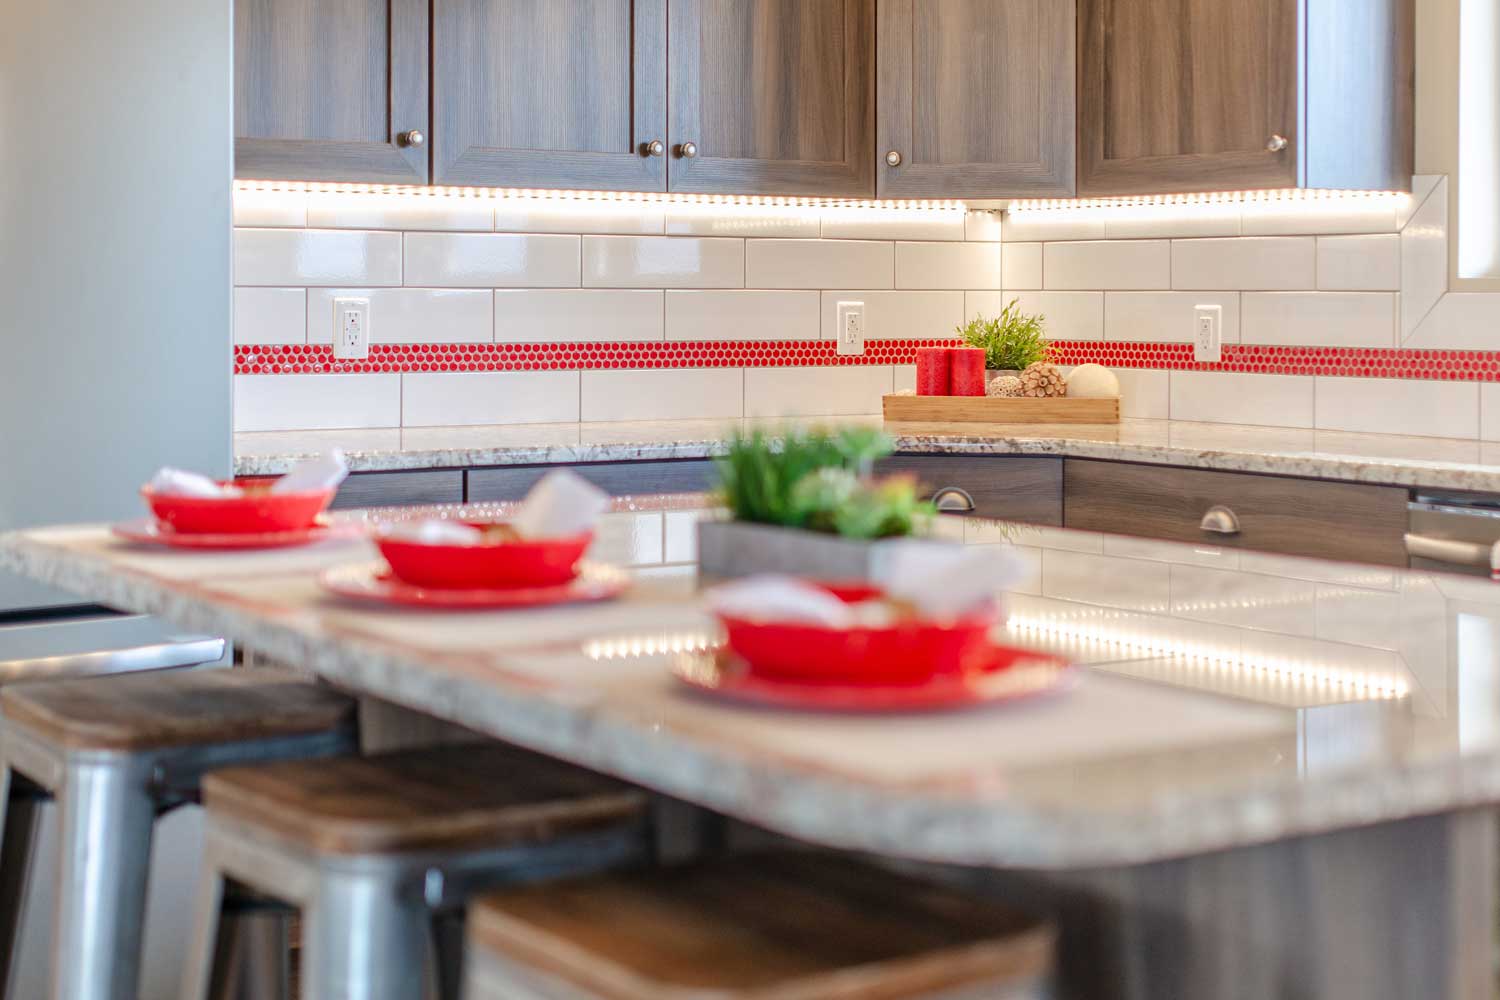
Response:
[1078, 0, 1299, 196]
[667, 0, 875, 197]
[432, 0, 667, 190]
[235, 0, 429, 183]
[877, 0, 1075, 199]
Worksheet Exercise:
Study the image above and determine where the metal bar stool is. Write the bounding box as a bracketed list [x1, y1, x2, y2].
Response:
[465, 852, 1057, 1000]
[0, 668, 358, 1000]
[181, 743, 651, 1000]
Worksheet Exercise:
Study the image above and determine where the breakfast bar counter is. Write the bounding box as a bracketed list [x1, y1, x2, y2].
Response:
[3, 503, 1498, 998]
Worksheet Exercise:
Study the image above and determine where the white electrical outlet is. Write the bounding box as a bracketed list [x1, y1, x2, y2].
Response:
[836, 300, 865, 356]
[332, 297, 370, 360]
[1193, 304, 1222, 362]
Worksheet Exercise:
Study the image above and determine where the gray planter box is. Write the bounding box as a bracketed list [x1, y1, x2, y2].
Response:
[696, 519, 957, 582]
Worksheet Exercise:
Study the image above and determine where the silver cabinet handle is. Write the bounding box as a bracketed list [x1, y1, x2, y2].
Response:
[1404, 533, 1496, 567]
[932, 487, 976, 513]
[677, 141, 699, 159]
[886, 150, 903, 167]
[644, 139, 665, 157]
[398, 129, 425, 148]
[1266, 134, 1289, 152]
[1200, 505, 1241, 535]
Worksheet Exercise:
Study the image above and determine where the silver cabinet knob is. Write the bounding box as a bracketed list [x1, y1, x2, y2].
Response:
[1200, 505, 1241, 536]
[932, 487, 976, 513]
[398, 129, 425, 148]
[886, 150, 903, 167]
[677, 141, 699, 159]
[644, 139, 665, 157]
[1266, 134, 1289, 153]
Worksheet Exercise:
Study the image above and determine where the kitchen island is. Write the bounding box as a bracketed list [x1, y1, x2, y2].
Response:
[3, 499, 1497, 999]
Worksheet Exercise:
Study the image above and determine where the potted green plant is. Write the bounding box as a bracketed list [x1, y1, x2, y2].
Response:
[697, 426, 953, 581]
[957, 300, 1049, 389]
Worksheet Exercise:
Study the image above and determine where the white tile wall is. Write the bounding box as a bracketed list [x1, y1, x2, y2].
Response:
[1044, 241, 1171, 290]
[1400, 177, 1450, 339]
[234, 288, 306, 344]
[402, 372, 580, 427]
[1314, 377, 1479, 439]
[894, 242, 1001, 289]
[1171, 237, 1316, 291]
[1113, 369, 1170, 419]
[1482, 384, 1500, 441]
[307, 192, 494, 232]
[1105, 292, 1240, 343]
[1408, 293, 1500, 349]
[495, 201, 665, 237]
[307, 288, 493, 344]
[669, 291, 819, 341]
[1170, 372, 1315, 428]
[745, 240, 893, 289]
[235, 229, 403, 287]
[405, 233, 580, 288]
[580, 369, 744, 422]
[585, 236, 745, 289]
[991, 291, 1103, 341]
[1001, 243, 1043, 289]
[822, 211, 968, 242]
[1316, 235, 1400, 291]
[664, 206, 819, 239]
[495, 290, 663, 342]
[744, 366, 894, 418]
[234, 374, 401, 432]
[1241, 292, 1396, 348]
[823, 290, 964, 341]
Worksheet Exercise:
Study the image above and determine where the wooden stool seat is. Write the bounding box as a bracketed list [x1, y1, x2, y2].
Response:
[0, 668, 354, 752]
[466, 852, 1055, 999]
[203, 743, 647, 855]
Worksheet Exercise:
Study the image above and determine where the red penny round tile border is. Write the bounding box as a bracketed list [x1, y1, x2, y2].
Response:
[233, 341, 1500, 383]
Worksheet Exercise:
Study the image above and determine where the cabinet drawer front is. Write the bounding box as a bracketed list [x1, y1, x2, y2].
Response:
[468, 460, 716, 503]
[332, 471, 465, 510]
[876, 456, 1062, 526]
[1063, 460, 1408, 566]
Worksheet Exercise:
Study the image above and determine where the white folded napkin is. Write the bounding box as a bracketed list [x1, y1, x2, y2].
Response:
[510, 470, 610, 539]
[873, 541, 1027, 619]
[147, 468, 240, 498]
[381, 520, 487, 546]
[706, 576, 864, 628]
[272, 450, 349, 494]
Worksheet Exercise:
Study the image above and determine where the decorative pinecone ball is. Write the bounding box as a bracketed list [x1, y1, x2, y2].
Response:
[986, 375, 1023, 398]
[1019, 362, 1067, 398]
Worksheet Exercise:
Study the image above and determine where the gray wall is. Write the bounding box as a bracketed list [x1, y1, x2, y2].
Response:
[0, 0, 234, 611]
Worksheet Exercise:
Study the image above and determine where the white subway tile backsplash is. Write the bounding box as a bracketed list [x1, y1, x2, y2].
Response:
[744, 366, 892, 417]
[1001, 212, 1108, 244]
[894, 364, 917, 393]
[823, 291, 964, 340]
[965, 211, 1003, 242]
[663, 206, 820, 239]
[234, 374, 401, 432]
[824, 211, 968, 242]
[234, 288, 306, 344]
[402, 371, 580, 427]
[895, 242, 1001, 290]
[1315, 377, 1478, 439]
[1240, 200, 1399, 236]
[405, 233, 580, 288]
[1112, 368, 1170, 419]
[990, 291, 1103, 341]
[745, 239, 893, 289]
[585, 236, 745, 289]
[495, 290, 663, 343]
[1044, 240, 1170, 290]
[233, 189, 307, 228]
[1316, 235, 1400, 291]
[235, 229, 403, 287]
[306, 192, 494, 232]
[1100, 204, 1241, 240]
[1105, 292, 1240, 343]
[668, 291, 819, 341]
[307, 288, 493, 344]
[581, 369, 744, 422]
[496, 202, 666, 237]
[1407, 292, 1500, 350]
[1241, 292, 1396, 348]
[1482, 384, 1500, 441]
[1400, 177, 1449, 339]
[1001, 243, 1043, 290]
[1170, 371, 1314, 428]
[1171, 237, 1315, 291]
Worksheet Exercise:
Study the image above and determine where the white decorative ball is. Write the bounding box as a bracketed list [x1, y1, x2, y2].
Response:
[1066, 363, 1120, 398]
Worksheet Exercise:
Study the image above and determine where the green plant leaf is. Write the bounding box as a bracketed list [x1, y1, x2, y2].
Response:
[957, 299, 1050, 371]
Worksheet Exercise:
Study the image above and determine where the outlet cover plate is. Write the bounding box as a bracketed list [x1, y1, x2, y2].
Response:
[1194, 304, 1222, 363]
[836, 300, 865, 356]
[333, 297, 370, 360]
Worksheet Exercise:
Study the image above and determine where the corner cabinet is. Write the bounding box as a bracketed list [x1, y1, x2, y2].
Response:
[876, 0, 1075, 199]
[431, 0, 668, 191]
[1077, 0, 1414, 196]
[667, 0, 875, 197]
[234, 0, 430, 184]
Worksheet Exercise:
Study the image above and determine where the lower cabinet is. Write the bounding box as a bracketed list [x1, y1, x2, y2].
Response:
[332, 470, 464, 510]
[877, 455, 1063, 526]
[1063, 459, 1410, 567]
[467, 460, 717, 502]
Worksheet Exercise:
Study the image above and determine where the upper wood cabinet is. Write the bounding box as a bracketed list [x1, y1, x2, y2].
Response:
[876, 0, 1075, 199]
[431, 0, 667, 190]
[234, 0, 429, 184]
[667, 0, 875, 197]
[1078, 0, 1414, 196]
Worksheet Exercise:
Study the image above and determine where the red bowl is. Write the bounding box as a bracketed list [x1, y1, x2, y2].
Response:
[142, 484, 335, 535]
[375, 524, 593, 590]
[717, 583, 997, 686]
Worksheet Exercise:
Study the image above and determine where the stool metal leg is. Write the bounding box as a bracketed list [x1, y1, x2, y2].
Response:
[50, 755, 156, 1000]
[225, 914, 290, 1000]
[180, 868, 234, 1000]
[301, 870, 429, 1000]
[430, 915, 465, 1000]
[0, 767, 41, 997]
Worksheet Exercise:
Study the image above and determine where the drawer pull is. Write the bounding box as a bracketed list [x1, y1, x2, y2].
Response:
[1200, 505, 1241, 536]
[932, 487, 976, 513]
[1404, 533, 1497, 568]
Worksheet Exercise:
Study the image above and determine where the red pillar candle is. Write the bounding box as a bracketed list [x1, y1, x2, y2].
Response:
[915, 347, 951, 396]
[949, 348, 987, 396]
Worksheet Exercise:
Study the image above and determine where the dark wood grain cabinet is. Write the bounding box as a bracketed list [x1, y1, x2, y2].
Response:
[431, 0, 668, 190]
[876, 0, 1075, 198]
[1077, 0, 1414, 196]
[668, 0, 875, 197]
[234, 0, 430, 183]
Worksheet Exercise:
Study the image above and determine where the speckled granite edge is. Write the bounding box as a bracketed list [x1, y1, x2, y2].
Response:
[8, 526, 1500, 870]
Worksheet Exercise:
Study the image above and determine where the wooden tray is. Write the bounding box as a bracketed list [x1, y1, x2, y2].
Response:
[882, 394, 1120, 424]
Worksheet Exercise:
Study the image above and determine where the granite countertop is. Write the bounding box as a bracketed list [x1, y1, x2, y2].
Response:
[236, 417, 1500, 493]
[6, 502, 1500, 870]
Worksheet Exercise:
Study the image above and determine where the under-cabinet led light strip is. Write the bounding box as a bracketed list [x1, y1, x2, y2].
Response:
[1009, 188, 1412, 213]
